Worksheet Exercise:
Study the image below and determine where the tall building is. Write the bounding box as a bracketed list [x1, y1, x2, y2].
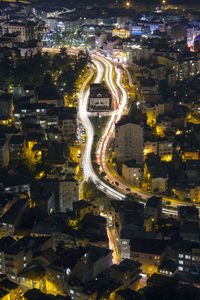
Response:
[48, 179, 79, 213]
[115, 119, 144, 165]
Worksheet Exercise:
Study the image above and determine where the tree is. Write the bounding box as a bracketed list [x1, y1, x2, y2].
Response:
[82, 180, 98, 198]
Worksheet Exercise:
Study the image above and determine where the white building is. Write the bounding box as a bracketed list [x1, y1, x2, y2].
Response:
[122, 160, 143, 186]
[115, 121, 143, 164]
[88, 84, 112, 112]
[48, 179, 79, 213]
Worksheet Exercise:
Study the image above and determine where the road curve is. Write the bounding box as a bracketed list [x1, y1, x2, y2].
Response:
[78, 59, 126, 200]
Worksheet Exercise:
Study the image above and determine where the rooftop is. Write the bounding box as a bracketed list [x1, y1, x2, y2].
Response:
[131, 238, 167, 255]
[0, 198, 28, 226]
[9, 135, 25, 144]
[111, 258, 141, 272]
[115, 288, 138, 300]
[52, 247, 87, 270]
[146, 196, 162, 208]
[158, 260, 178, 273]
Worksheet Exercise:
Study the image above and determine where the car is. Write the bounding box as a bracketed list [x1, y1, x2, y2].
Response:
[126, 188, 131, 192]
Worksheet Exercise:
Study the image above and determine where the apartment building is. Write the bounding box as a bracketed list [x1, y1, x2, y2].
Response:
[115, 120, 143, 165]
[57, 108, 77, 141]
[174, 57, 200, 81]
[9, 135, 25, 160]
[122, 160, 143, 186]
[48, 179, 79, 213]
[130, 238, 167, 275]
[0, 236, 52, 282]
[2, 20, 45, 43]
[145, 196, 162, 222]
[0, 139, 9, 168]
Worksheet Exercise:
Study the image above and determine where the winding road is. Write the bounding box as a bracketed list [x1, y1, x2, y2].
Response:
[78, 55, 126, 200]
[78, 53, 185, 217]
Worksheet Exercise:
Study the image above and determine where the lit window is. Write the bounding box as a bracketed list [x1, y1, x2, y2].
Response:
[178, 266, 183, 271]
[185, 255, 191, 259]
[66, 268, 71, 276]
[179, 254, 183, 258]
[179, 260, 184, 265]
[70, 290, 74, 294]
[57, 275, 60, 279]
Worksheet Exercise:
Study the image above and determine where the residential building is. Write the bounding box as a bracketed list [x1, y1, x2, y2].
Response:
[122, 160, 143, 186]
[130, 238, 167, 275]
[172, 240, 200, 275]
[114, 288, 138, 300]
[158, 140, 173, 158]
[146, 64, 166, 81]
[141, 103, 164, 126]
[73, 200, 98, 219]
[157, 260, 178, 277]
[174, 56, 200, 81]
[178, 206, 199, 224]
[0, 198, 29, 234]
[48, 179, 79, 213]
[188, 185, 200, 202]
[0, 235, 52, 282]
[115, 119, 143, 165]
[9, 135, 25, 160]
[56, 107, 77, 141]
[2, 20, 45, 43]
[110, 259, 141, 291]
[58, 114, 77, 141]
[145, 196, 162, 222]
[0, 139, 9, 168]
[0, 94, 13, 123]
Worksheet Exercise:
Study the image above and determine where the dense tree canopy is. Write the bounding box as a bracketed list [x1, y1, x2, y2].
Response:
[0, 49, 90, 97]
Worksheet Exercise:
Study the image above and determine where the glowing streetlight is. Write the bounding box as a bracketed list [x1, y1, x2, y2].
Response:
[126, 1, 130, 8]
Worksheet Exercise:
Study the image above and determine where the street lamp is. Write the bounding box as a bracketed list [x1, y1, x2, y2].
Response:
[126, 1, 130, 8]
[172, 189, 175, 198]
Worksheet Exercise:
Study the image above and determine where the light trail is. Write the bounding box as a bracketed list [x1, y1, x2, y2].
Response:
[41, 47, 192, 216]
[78, 59, 126, 200]
[92, 55, 179, 217]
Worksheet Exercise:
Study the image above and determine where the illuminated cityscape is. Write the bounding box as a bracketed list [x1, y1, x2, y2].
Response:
[0, 0, 200, 299]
